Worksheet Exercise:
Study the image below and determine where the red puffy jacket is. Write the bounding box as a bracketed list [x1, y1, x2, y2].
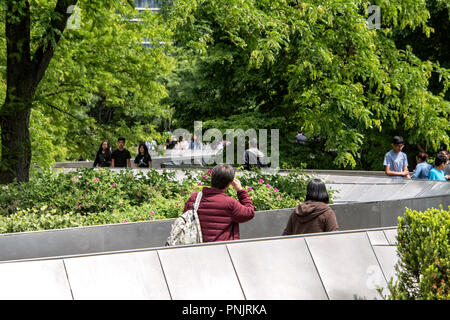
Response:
[183, 186, 255, 242]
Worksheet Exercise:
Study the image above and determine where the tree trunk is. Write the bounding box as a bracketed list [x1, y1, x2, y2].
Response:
[0, 0, 78, 184]
[0, 103, 32, 183]
[0, 0, 33, 184]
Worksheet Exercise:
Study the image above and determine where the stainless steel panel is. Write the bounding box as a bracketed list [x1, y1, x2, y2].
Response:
[383, 229, 397, 245]
[372, 246, 398, 286]
[158, 245, 245, 300]
[332, 202, 382, 231]
[240, 209, 292, 239]
[0, 260, 72, 300]
[357, 185, 402, 202]
[334, 185, 361, 201]
[367, 231, 389, 246]
[306, 232, 386, 300]
[387, 181, 434, 200]
[64, 251, 171, 300]
[325, 175, 366, 184]
[362, 177, 405, 184]
[379, 199, 412, 227]
[420, 182, 450, 198]
[326, 184, 351, 201]
[0, 228, 105, 261]
[227, 238, 328, 300]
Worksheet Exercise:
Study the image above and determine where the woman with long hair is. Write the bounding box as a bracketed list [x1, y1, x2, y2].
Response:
[93, 140, 112, 168]
[134, 142, 152, 168]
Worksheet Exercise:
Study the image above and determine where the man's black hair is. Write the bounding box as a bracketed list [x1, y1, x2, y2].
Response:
[435, 154, 448, 167]
[305, 179, 329, 204]
[118, 137, 126, 143]
[392, 136, 404, 145]
[211, 164, 235, 189]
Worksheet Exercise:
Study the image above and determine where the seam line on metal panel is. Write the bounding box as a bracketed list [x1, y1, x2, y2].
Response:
[62, 260, 75, 300]
[304, 238, 330, 300]
[365, 232, 389, 299]
[381, 230, 390, 244]
[156, 251, 173, 300]
[225, 245, 247, 300]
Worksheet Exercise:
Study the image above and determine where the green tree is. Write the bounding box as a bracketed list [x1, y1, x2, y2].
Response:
[1, 0, 174, 177]
[163, 0, 450, 169]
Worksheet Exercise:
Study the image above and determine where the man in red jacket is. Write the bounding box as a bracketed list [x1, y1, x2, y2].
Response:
[183, 164, 255, 242]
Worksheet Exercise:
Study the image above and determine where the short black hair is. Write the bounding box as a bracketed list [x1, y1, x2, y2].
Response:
[305, 179, 329, 204]
[118, 137, 126, 143]
[435, 154, 448, 167]
[392, 136, 404, 145]
[211, 164, 235, 189]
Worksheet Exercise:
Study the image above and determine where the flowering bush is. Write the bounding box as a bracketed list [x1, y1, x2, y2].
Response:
[0, 167, 332, 234]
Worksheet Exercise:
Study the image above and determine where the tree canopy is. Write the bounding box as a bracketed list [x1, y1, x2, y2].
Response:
[163, 0, 450, 169]
[1, 0, 449, 179]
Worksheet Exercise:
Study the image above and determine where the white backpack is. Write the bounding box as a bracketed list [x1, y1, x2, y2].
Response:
[165, 192, 203, 246]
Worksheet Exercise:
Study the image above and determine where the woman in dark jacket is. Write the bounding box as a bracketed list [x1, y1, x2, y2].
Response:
[283, 179, 338, 235]
[93, 140, 112, 168]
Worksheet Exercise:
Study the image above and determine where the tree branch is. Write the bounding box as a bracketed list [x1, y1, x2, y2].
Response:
[45, 102, 84, 122]
[31, 0, 79, 89]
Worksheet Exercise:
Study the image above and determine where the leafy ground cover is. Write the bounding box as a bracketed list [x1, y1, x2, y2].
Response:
[0, 168, 329, 234]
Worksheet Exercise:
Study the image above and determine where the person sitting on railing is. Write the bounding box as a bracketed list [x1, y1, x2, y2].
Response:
[182, 164, 255, 242]
[383, 136, 410, 179]
[282, 179, 338, 235]
[411, 153, 431, 179]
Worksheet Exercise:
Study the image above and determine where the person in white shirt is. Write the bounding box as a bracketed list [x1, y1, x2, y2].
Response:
[175, 136, 189, 150]
[243, 138, 266, 170]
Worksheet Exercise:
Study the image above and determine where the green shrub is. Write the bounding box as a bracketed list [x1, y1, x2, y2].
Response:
[387, 207, 450, 300]
[0, 167, 328, 234]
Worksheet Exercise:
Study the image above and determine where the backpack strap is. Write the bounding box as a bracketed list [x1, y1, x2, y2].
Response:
[193, 191, 203, 243]
[193, 191, 203, 212]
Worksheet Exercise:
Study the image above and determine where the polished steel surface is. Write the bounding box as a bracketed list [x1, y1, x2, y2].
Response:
[64, 251, 171, 300]
[372, 246, 398, 286]
[367, 231, 389, 246]
[227, 238, 328, 300]
[157, 245, 245, 300]
[387, 181, 434, 200]
[357, 185, 403, 202]
[1, 175, 448, 263]
[383, 229, 398, 245]
[419, 182, 450, 198]
[0, 260, 72, 300]
[305, 232, 386, 300]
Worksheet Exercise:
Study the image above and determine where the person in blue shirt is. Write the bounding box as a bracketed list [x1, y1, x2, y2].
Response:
[411, 153, 432, 179]
[383, 136, 410, 179]
[429, 154, 449, 181]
